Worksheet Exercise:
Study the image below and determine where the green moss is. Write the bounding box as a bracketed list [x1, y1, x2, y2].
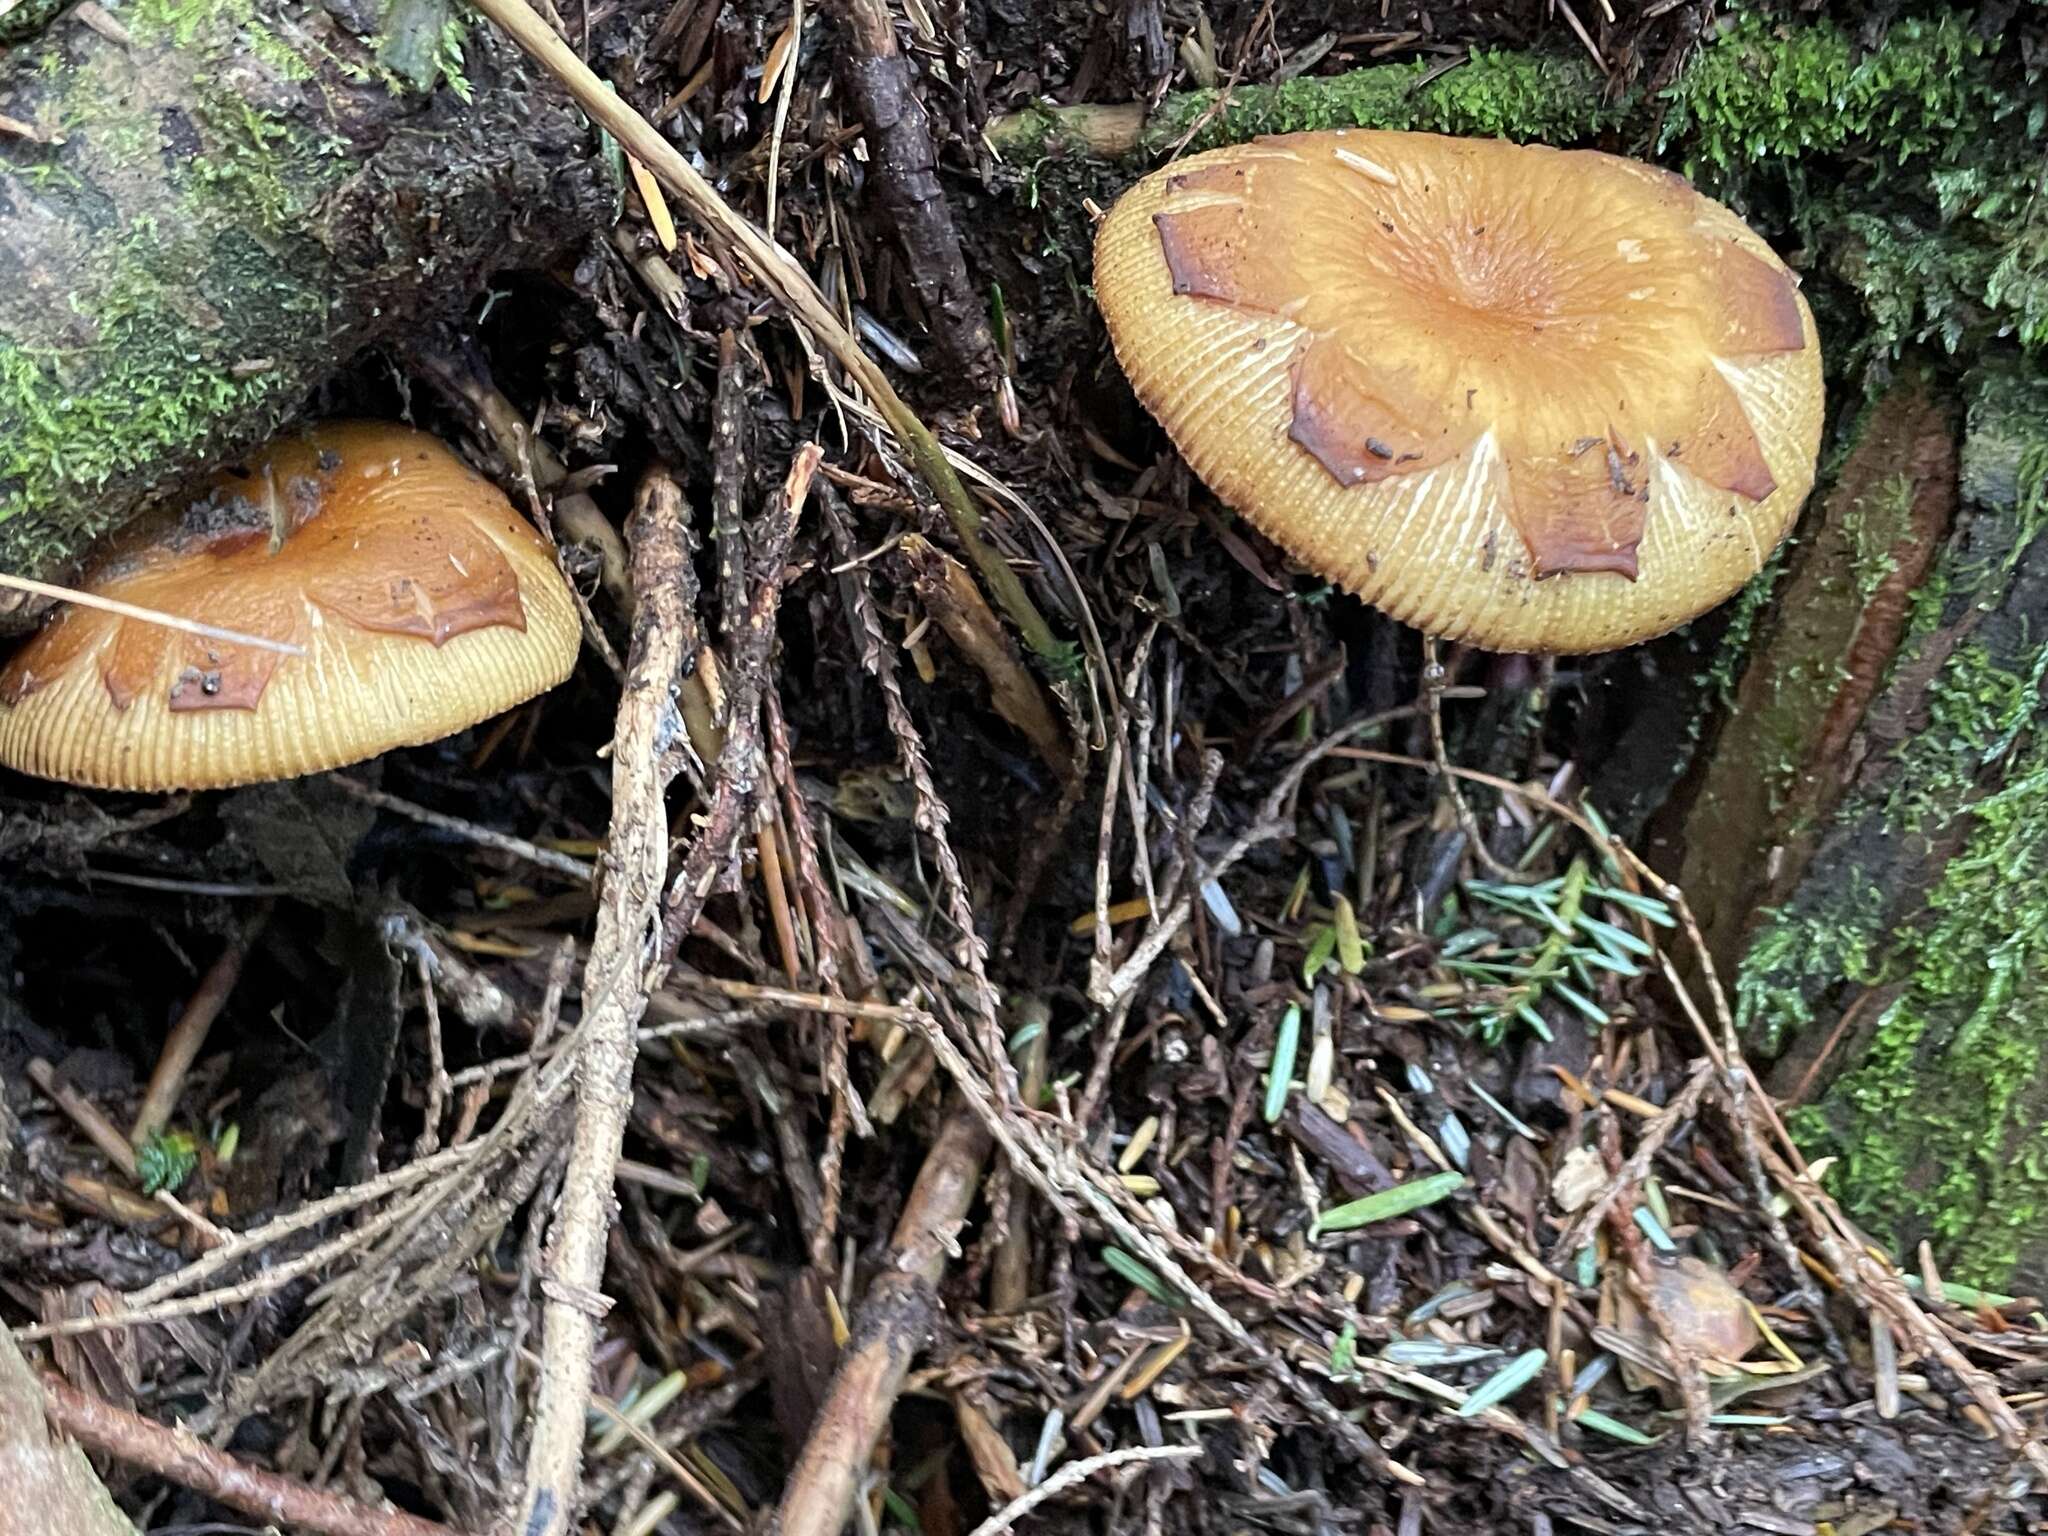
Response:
[1145, 49, 1617, 154]
[176, 94, 323, 233]
[1659, 13, 2002, 173]
[0, 216, 315, 553]
[1659, 14, 2048, 358]
[243, 17, 316, 82]
[122, 0, 249, 47]
[1739, 873, 1890, 1055]
[1844, 473, 1913, 603]
[0, 0, 347, 554]
[1741, 360, 2048, 1283]
[1699, 556, 1789, 708]
[1797, 711, 2048, 1283]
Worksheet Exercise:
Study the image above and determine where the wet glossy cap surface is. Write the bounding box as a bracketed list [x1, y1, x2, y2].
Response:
[1094, 130, 1825, 653]
[0, 421, 582, 790]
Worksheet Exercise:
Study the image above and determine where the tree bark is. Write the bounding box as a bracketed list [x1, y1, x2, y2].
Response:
[1701, 358, 2048, 1287]
[0, 1328, 135, 1536]
[0, 0, 610, 622]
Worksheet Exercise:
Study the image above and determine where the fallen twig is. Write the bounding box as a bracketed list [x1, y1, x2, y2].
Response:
[131, 903, 272, 1145]
[37, 1371, 455, 1536]
[512, 468, 699, 1536]
[329, 775, 594, 883]
[774, 1105, 992, 1536]
[656, 444, 818, 968]
[966, 1444, 1200, 1536]
[828, 0, 997, 386]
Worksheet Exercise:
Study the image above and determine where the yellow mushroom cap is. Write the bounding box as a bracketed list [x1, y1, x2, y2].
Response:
[0, 421, 582, 791]
[1093, 130, 1825, 653]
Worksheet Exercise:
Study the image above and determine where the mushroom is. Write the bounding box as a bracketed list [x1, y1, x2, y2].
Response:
[1613, 1253, 1761, 1391]
[0, 421, 582, 791]
[1093, 130, 1824, 654]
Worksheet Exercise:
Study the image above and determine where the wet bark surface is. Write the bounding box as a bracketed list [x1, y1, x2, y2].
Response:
[0, 0, 610, 612]
[1674, 375, 1960, 974]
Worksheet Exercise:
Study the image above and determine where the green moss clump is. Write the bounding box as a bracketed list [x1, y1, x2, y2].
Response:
[1739, 872, 1889, 1057]
[1659, 12, 2002, 172]
[1793, 688, 2048, 1282]
[1147, 50, 1617, 154]
[0, 0, 349, 560]
[1662, 12, 2048, 357]
[0, 216, 317, 561]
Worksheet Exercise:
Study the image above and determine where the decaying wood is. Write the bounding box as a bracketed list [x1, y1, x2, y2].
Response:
[0, 0, 608, 617]
[900, 533, 1067, 775]
[773, 1105, 991, 1536]
[829, 0, 996, 388]
[0, 1328, 134, 1536]
[34, 1365, 455, 1536]
[1678, 373, 1958, 971]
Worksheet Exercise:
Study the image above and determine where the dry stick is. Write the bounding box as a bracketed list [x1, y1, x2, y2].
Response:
[26, 1058, 140, 1182]
[329, 775, 595, 883]
[0, 571, 306, 655]
[829, 0, 998, 385]
[124, 1142, 482, 1306]
[761, 681, 865, 1266]
[12, 1178, 447, 1343]
[966, 1445, 1200, 1536]
[414, 948, 451, 1156]
[710, 329, 751, 648]
[37, 1373, 455, 1536]
[821, 488, 1009, 1082]
[655, 446, 818, 968]
[900, 533, 1068, 775]
[130, 902, 273, 1146]
[757, 818, 804, 978]
[989, 997, 1050, 1313]
[774, 1106, 993, 1536]
[465, 0, 1065, 668]
[1550, 1058, 1716, 1261]
[1420, 635, 1518, 882]
[512, 470, 699, 1536]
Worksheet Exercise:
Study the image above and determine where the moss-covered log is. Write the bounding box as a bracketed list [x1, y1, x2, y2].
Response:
[1737, 361, 2048, 1285]
[0, 0, 611, 621]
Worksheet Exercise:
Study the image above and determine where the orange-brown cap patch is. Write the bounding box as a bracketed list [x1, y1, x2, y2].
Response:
[1096, 131, 1826, 652]
[0, 422, 582, 790]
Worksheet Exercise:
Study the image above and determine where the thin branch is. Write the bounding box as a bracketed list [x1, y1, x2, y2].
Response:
[37, 1373, 456, 1536]
[0, 571, 306, 656]
[329, 775, 594, 883]
[774, 1107, 992, 1536]
[967, 1445, 1199, 1536]
[511, 469, 697, 1536]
